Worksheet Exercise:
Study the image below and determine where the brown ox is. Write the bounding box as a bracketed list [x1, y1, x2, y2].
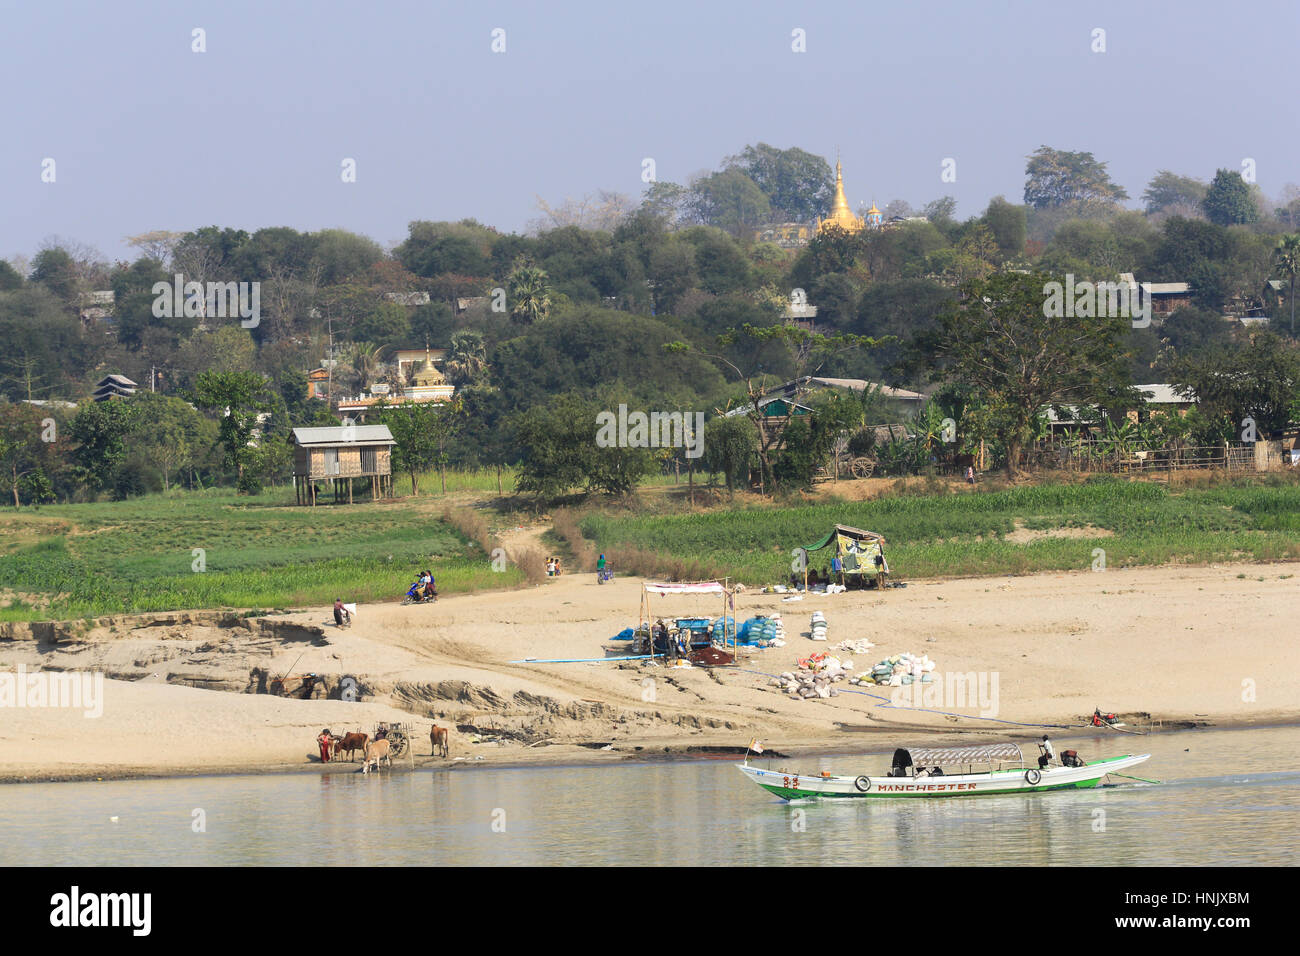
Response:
[361, 738, 391, 774]
[430, 725, 450, 758]
[337, 732, 368, 762]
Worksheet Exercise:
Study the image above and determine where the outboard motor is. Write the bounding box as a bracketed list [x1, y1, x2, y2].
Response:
[1061, 749, 1085, 768]
[890, 748, 913, 777]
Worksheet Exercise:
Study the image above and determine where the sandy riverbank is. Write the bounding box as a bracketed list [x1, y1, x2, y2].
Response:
[3, 561, 1299, 783]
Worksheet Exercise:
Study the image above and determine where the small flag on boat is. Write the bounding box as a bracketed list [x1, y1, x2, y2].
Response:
[750, 739, 764, 754]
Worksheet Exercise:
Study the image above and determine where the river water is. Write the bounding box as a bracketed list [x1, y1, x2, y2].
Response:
[3, 726, 1296, 866]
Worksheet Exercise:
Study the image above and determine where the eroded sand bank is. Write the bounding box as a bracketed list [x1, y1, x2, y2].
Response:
[3, 561, 1297, 782]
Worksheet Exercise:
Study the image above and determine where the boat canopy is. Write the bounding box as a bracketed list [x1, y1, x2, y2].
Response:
[904, 743, 1023, 766]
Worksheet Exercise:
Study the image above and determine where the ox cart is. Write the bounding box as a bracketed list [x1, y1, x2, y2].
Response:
[372, 721, 411, 758]
[815, 449, 876, 482]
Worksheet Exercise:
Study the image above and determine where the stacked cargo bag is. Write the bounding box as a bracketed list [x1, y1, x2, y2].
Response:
[810, 611, 828, 641]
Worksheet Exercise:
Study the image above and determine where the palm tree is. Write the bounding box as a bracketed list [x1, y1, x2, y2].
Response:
[445, 329, 488, 387]
[1274, 234, 1300, 335]
[507, 261, 551, 325]
[349, 342, 387, 394]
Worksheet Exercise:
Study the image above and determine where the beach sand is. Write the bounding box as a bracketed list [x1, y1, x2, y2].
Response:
[2, 561, 1298, 782]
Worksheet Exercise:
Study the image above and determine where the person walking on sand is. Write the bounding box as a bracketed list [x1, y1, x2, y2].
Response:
[596, 553, 606, 580]
[333, 598, 350, 628]
[317, 728, 333, 763]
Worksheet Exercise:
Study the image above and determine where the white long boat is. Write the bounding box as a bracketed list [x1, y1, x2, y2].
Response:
[739, 742, 1151, 800]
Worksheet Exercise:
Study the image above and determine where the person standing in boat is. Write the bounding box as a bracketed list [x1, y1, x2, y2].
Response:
[1037, 735, 1056, 769]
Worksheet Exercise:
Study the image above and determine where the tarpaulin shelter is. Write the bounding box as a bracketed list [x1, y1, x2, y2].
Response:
[799, 524, 889, 588]
[638, 581, 737, 662]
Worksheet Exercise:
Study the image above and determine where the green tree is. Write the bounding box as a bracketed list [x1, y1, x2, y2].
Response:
[69, 399, 139, 492]
[981, 196, 1028, 260]
[680, 227, 750, 294]
[445, 329, 489, 387]
[176, 325, 258, 383]
[772, 392, 859, 488]
[638, 181, 691, 226]
[112, 257, 185, 352]
[308, 229, 384, 285]
[0, 405, 62, 506]
[395, 221, 494, 278]
[809, 273, 859, 328]
[933, 272, 1134, 476]
[1273, 234, 1300, 335]
[1024, 146, 1129, 211]
[427, 397, 465, 494]
[1169, 333, 1300, 438]
[921, 197, 958, 227]
[513, 390, 655, 497]
[493, 307, 726, 416]
[507, 261, 552, 325]
[191, 369, 274, 492]
[671, 325, 881, 494]
[29, 247, 79, 304]
[725, 143, 834, 222]
[859, 278, 956, 378]
[130, 392, 215, 492]
[351, 302, 410, 345]
[687, 168, 772, 235]
[703, 414, 757, 493]
[0, 286, 88, 401]
[1142, 171, 1208, 216]
[1155, 306, 1235, 369]
[0, 260, 23, 291]
[376, 400, 441, 496]
[1202, 169, 1260, 226]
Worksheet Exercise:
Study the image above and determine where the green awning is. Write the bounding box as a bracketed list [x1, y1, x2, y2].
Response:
[802, 529, 838, 553]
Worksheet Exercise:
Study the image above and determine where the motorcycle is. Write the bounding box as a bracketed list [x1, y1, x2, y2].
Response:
[401, 582, 437, 605]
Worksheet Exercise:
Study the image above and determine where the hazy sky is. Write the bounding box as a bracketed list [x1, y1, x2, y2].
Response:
[4, 0, 1297, 264]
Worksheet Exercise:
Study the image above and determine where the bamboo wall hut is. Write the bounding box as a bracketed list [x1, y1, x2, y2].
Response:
[291, 425, 395, 505]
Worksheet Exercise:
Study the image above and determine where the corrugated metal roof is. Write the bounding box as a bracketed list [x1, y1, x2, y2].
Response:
[292, 425, 394, 445]
[802, 377, 926, 401]
[1136, 384, 1196, 404]
[905, 742, 1023, 766]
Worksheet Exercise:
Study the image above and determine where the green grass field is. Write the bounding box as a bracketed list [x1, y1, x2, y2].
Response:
[0, 489, 521, 621]
[579, 477, 1300, 583]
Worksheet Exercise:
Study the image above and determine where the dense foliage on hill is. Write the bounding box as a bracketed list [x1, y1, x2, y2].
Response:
[3, 144, 1298, 503]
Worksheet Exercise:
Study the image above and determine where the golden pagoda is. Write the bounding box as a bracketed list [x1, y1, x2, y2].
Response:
[408, 343, 446, 394]
[817, 159, 866, 235]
